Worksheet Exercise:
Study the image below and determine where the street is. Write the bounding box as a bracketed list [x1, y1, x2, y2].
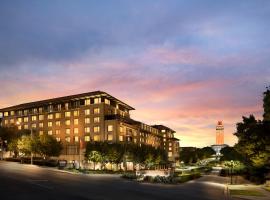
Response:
[0, 161, 228, 200]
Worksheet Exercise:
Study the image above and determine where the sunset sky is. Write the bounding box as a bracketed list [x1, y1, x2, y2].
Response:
[1, 0, 269, 147]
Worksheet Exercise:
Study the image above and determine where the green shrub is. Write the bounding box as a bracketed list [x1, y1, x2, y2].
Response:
[122, 172, 137, 179]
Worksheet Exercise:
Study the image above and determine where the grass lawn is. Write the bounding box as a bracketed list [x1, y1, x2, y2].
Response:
[230, 189, 265, 197]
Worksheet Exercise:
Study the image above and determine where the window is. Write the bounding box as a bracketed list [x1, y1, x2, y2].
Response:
[33, 108, 37, 114]
[94, 126, 100, 133]
[55, 130, 60, 135]
[56, 121, 61, 126]
[24, 117, 28, 123]
[119, 135, 124, 142]
[17, 118, 22, 123]
[4, 120, 8, 125]
[74, 136, 79, 142]
[24, 110, 28, 115]
[10, 119, 15, 124]
[107, 125, 113, 132]
[48, 105, 53, 112]
[94, 135, 100, 141]
[94, 98, 101, 104]
[84, 109, 90, 115]
[65, 120, 70, 126]
[162, 129, 166, 133]
[56, 137, 61, 142]
[48, 114, 53, 120]
[31, 124, 36, 129]
[74, 128, 79, 134]
[84, 136, 90, 142]
[65, 103, 69, 110]
[48, 122, 53, 127]
[38, 107, 43, 113]
[18, 125, 22, 130]
[84, 127, 90, 133]
[39, 115, 44, 121]
[94, 108, 100, 114]
[65, 129, 70, 134]
[105, 99, 110, 105]
[85, 118, 90, 124]
[10, 111, 15, 116]
[94, 117, 100, 123]
[57, 104, 61, 111]
[4, 112, 9, 117]
[85, 99, 90, 105]
[31, 116, 37, 121]
[65, 112, 71, 117]
[39, 131, 43, 135]
[24, 124, 28, 129]
[65, 137, 70, 143]
[169, 147, 172, 151]
[120, 126, 124, 133]
[48, 130, 53, 135]
[168, 152, 172, 157]
[55, 113, 61, 119]
[18, 110, 23, 116]
[74, 118, 79, 125]
[74, 110, 79, 117]
[107, 134, 113, 141]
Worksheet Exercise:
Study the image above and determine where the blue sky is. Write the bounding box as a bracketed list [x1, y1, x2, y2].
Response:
[0, 0, 270, 147]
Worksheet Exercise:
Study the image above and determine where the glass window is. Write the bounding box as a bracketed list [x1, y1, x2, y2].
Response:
[74, 110, 79, 117]
[65, 129, 70, 134]
[18, 118, 22, 123]
[84, 109, 90, 115]
[56, 121, 61, 126]
[24, 124, 28, 129]
[48, 130, 53, 135]
[74, 136, 79, 142]
[107, 125, 113, 132]
[65, 103, 69, 110]
[74, 128, 79, 134]
[55, 130, 60, 135]
[39, 131, 43, 135]
[65, 112, 71, 117]
[107, 134, 113, 141]
[38, 107, 43, 113]
[10, 111, 15, 116]
[168, 152, 172, 157]
[48, 122, 53, 127]
[94, 117, 100, 123]
[4, 112, 9, 117]
[94, 98, 101, 104]
[120, 126, 124, 133]
[105, 99, 110, 105]
[39, 115, 44, 121]
[33, 108, 38, 114]
[57, 104, 61, 111]
[119, 135, 124, 141]
[85, 118, 90, 124]
[48, 114, 53, 120]
[10, 119, 15, 124]
[74, 118, 79, 125]
[31, 116, 37, 121]
[84, 136, 90, 142]
[94, 135, 100, 141]
[18, 125, 22, 130]
[65, 137, 70, 142]
[55, 113, 61, 119]
[31, 124, 36, 128]
[94, 108, 100, 114]
[24, 117, 28, 122]
[23, 110, 28, 115]
[56, 137, 61, 142]
[84, 127, 90, 133]
[94, 126, 100, 133]
[85, 99, 91, 105]
[65, 120, 70, 126]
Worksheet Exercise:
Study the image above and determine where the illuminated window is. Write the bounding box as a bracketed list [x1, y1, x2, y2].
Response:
[94, 108, 100, 114]
[0, 112, 3, 118]
[105, 99, 110, 105]
[38, 107, 43, 113]
[94, 117, 100, 123]
[85, 118, 90, 124]
[48, 130, 53, 135]
[18, 110, 23, 115]
[65, 112, 71, 117]
[94, 135, 100, 141]
[65, 103, 69, 110]
[168, 152, 172, 157]
[107, 134, 113, 141]
[31, 124, 36, 129]
[84, 109, 90, 115]
[57, 104, 61, 111]
[55, 130, 60, 135]
[85, 99, 91, 105]
[74, 136, 79, 142]
[74, 128, 79, 134]
[24, 117, 28, 123]
[24, 110, 28, 115]
[107, 125, 113, 132]
[94, 126, 100, 133]
[169, 142, 172, 146]
[74, 118, 79, 125]
[39, 115, 44, 121]
[10, 119, 15, 124]
[74, 110, 79, 117]
[169, 147, 172, 151]
[39, 131, 43, 135]
[65, 129, 70, 134]
[162, 129, 166, 133]
[94, 98, 101, 104]
[55, 113, 61, 119]
[65, 137, 70, 142]
[120, 126, 124, 133]
[56, 121, 61, 126]
[10, 111, 15, 116]
[84, 136, 90, 142]
[48, 122, 53, 127]
[134, 138, 137, 143]
[24, 124, 28, 129]
[84, 127, 90, 133]
[4, 120, 8, 125]
[31, 116, 37, 121]
[18, 126, 22, 130]
[65, 120, 70, 126]
[48, 114, 53, 120]
[48, 105, 53, 112]
[56, 137, 61, 142]
[119, 135, 124, 141]
[33, 108, 37, 114]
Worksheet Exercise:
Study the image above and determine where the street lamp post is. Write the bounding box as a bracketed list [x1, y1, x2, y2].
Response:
[230, 160, 234, 185]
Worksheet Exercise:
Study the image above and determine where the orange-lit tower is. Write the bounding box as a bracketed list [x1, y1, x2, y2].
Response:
[216, 121, 224, 145]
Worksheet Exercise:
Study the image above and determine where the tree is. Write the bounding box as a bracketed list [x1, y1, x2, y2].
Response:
[220, 146, 244, 161]
[17, 135, 32, 156]
[87, 151, 102, 170]
[263, 87, 270, 121]
[37, 134, 63, 159]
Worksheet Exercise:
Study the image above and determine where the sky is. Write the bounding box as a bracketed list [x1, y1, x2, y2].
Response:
[0, 0, 270, 147]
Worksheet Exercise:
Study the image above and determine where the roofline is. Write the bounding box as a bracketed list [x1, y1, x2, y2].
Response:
[0, 91, 135, 111]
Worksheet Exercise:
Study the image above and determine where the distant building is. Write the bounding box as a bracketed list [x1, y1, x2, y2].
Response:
[0, 91, 179, 163]
[211, 121, 228, 155]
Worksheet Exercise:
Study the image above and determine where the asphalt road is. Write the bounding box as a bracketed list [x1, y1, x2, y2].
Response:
[0, 161, 228, 200]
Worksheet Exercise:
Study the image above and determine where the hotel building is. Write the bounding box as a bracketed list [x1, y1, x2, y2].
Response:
[0, 91, 179, 163]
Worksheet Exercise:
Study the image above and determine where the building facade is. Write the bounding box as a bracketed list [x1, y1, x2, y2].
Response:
[0, 91, 179, 163]
[212, 121, 227, 156]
